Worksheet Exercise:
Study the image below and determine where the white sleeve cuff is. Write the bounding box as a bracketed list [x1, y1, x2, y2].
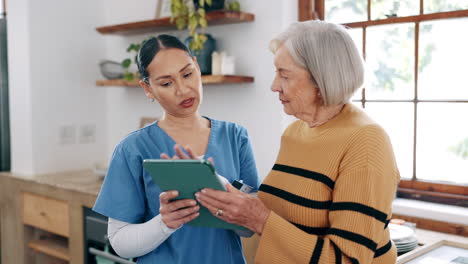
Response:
[157, 214, 179, 234]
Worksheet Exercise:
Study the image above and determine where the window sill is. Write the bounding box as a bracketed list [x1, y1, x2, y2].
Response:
[392, 198, 468, 225]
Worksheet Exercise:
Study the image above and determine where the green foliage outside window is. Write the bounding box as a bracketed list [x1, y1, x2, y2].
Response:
[449, 138, 468, 160]
[325, 0, 467, 92]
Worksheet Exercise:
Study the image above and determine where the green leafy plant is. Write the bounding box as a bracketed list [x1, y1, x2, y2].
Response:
[226, 1, 240, 12]
[121, 41, 143, 81]
[169, 0, 242, 52]
[170, 0, 211, 52]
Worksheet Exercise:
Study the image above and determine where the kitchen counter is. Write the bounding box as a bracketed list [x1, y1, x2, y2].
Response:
[416, 228, 468, 245]
[0, 169, 103, 197]
[0, 170, 102, 264]
[0, 170, 261, 264]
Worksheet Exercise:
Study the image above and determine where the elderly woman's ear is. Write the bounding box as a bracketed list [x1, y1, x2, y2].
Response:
[316, 88, 323, 105]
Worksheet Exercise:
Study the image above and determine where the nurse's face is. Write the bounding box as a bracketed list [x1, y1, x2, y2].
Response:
[141, 48, 203, 117]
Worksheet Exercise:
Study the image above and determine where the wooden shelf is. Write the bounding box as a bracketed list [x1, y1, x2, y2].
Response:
[96, 11, 255, 35]
[96, 79, 140, 87]
[96, 75, 254, 87]
[27, 238, 70, 261]
[202, 75, 254, 84]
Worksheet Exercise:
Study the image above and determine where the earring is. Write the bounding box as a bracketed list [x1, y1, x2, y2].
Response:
[150, 98, 155, 102]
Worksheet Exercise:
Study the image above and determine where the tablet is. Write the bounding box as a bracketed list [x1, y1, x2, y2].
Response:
[143, 159, 246, 230]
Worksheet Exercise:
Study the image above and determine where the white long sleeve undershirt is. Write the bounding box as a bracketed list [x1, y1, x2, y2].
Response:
[107, 174, 253, 258]
[108, 215, 177, 258]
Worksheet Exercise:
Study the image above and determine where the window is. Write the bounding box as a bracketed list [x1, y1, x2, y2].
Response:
[299, 0, 468, 207]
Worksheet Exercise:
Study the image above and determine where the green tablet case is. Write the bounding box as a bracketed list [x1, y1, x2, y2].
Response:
[143, 159, 246, 231]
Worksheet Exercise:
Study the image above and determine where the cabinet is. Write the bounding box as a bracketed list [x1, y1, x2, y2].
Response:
[95, 11, 255, 86]
[0, 204, 3, 261]
[22, 192, 69, 237]
[22, 192, 70, 262]
[0, 171, 99, 264]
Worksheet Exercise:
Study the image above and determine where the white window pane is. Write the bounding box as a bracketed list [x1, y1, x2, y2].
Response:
[424, 0, 468, 14]
[364, 103, 414, 179]
[348, 27, 364, 101]
[366, 24, 415, 100]
[348, 27, 363, 56]
[352, 90, 363, 101]
[325, 0, 367, 24]
[419, 18, 468, 100]
[371, 0, 419, 20]
[351, 101, 363, 109]
[417, 103, 468, 184]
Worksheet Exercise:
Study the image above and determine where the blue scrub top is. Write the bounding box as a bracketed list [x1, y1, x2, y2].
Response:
[93, 117, 260, 264]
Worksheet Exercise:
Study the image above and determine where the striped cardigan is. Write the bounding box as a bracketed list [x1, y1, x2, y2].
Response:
[256, 104, 400, 264]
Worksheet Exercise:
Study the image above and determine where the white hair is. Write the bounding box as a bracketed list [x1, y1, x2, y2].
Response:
[270, 20, 365, 106]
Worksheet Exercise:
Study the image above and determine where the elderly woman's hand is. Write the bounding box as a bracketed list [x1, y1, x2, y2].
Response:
[161, 144, 269, 232]
[195, 184, 270, 234]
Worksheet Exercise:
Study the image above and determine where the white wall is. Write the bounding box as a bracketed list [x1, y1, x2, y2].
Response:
[102, 0, 297, 178]
[8, 0, 107, 175]
[7, 0, 35, 175]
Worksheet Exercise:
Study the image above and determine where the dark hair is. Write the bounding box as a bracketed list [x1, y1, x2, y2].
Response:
[137, 34, 192, 83]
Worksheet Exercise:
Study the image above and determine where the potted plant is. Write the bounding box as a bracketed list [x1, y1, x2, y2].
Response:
[170, 0, 240, 74]
[170, 0, 215, 52]
[170, 0, 240, 52]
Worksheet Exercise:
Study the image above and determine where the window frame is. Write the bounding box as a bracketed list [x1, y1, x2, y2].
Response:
[298, 0, 468, 207]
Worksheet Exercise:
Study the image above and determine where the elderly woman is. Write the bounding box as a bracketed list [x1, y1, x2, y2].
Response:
[93, 34, 259, 264]
[193, 21, 400, 263]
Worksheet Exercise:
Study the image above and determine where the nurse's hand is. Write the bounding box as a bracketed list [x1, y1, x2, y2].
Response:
[159, 190, 199, 229]
[160, 145, 215, 165]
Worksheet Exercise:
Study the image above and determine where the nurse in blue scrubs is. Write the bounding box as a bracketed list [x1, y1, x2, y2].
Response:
[93, 34, 259, 264]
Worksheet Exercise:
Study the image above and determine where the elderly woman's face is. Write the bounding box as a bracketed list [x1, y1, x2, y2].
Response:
[142, 48, 203, 117]
[271, 45, 320, 117]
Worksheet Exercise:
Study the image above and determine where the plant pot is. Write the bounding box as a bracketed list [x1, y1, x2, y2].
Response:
[193, 0, 224, 11]
[185, 34, 216, 75]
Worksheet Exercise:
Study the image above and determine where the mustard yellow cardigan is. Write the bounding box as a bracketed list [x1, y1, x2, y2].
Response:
[257, 104, 400, 263]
